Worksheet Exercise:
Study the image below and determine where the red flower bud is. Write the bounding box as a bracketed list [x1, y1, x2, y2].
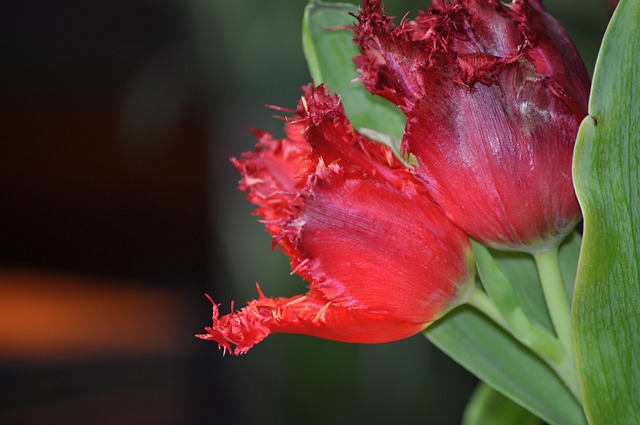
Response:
[355, 0, 590, 252]
[198, 85, 475, 355]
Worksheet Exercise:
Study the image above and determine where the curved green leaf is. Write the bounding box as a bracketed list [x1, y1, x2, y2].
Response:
[463, 382, 541, 425]
[302, 1, 406, 141]
[572, 0, 640, 423]
[427, 307, 586, 425]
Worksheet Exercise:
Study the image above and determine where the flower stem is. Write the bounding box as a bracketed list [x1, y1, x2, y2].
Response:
[533, 248, 572, 357]
[467, 287, 510, 332]
[468, 268, 582, 402]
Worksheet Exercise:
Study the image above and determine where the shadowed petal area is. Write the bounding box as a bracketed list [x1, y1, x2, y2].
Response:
[404, 65, 581, 249]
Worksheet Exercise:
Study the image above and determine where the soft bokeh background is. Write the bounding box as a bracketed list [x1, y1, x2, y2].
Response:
[0, 1, 610, 424]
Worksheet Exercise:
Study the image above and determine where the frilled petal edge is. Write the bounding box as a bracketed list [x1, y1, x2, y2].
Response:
[196, 286, 430, 356]
[201, 84, 475, 355]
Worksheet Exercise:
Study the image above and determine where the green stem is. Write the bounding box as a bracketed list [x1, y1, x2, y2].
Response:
[552, 346, 582, 404]
[534, 248, 582, 403]
[534, 248, 573, 357]
[467, 287, 510, 332]
[468, 273, 582, 403]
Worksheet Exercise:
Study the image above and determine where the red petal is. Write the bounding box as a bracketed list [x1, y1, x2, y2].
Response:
[510, 0, 590, 118]
[231, 121, 312, 239]
[405, 66, 581, 249]
[279, 86, 473, 322]
[354, 0, 428, 106]
[302, 84, 415, 188]
[289, 169, 472, 324]
[196, 287, 429, 356]
[203, 84, 475, 354]
[355, 0, 588, 250]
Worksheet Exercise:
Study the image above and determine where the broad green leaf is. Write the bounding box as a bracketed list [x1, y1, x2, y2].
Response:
[463, 382, 541, 425]
[572, 0, 640, 423]
[302, 1, 406, 142]
[427, 307, 586, 425]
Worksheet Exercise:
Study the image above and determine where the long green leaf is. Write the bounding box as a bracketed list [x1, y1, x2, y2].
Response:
[302, 1, 406, 142]
[427, 307, 586, 425]
[463, 382, 541, 425]
[572, 0, 640, 423]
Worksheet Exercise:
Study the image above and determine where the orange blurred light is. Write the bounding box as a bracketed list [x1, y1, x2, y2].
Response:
[0, 267, 189, 361]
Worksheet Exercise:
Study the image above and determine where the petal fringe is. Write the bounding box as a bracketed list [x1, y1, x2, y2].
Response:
[196, 286, 428, 356]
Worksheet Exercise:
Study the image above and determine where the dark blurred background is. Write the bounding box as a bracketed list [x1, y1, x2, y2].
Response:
[0, 1, 609, 424]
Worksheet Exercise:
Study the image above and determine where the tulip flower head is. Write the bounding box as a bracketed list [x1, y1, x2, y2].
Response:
[355, 0, 590, 252]
[198, 85, 476, 355]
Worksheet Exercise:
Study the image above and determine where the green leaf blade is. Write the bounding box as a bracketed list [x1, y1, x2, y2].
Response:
[302, 1, 406, 140]
[572, 0, 640, 423]
[427, 307, 587, 425]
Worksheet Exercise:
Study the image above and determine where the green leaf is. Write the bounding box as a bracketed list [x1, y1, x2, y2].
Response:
[473, 241, 564, 362]
[427, 306, 587, 425]
[572, 0, 640, 423]
[469, 236, 583, 400]
[463, 382, 542, 425]
[487, 232, 582, 334]
[302, 1, 406, 142]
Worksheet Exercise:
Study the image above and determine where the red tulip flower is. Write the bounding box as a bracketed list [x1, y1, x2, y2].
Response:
[355, 0, 590, 252]
[198, 85, 475, 355]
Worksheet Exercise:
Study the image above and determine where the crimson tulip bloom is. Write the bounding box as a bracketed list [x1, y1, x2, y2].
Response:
[355, 0, 590, 252]
[198, 85, 475, 355]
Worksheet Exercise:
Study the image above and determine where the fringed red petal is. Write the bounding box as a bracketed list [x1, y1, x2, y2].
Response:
[289, 170, 472, 323]
[202, 84, 475, 354]
[354, 0, 589, 251]
[196, 286, 429, 356]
